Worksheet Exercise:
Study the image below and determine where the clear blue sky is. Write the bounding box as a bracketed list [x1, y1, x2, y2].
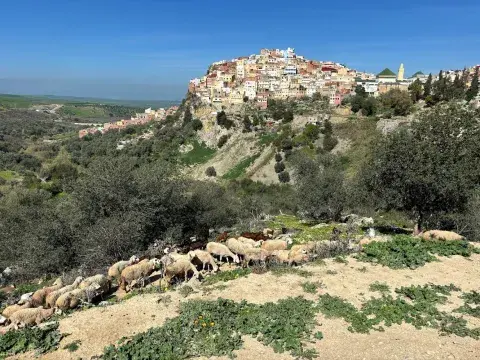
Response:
[1, 0, 479, 100]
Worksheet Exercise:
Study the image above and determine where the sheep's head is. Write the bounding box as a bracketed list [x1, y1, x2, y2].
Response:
[128, 255, 140, 265]
[53, 278, 63, 286]
[255, 240, 264, 247]
[73, 276, 84, 286]
[150, 258, 162, 269]
[286, 238, 293, 246]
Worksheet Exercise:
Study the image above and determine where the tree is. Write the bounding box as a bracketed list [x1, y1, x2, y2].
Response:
[275, 153, 283, 162]
[192, 119, 203, 131]
[355, 85, 367, 98]
[380, 89, 413, 116]
[217, 135, 229, 148]
[466, 67, 479, 102]
[409, 79, 423, 102]
[362, 97, 378, 116]
[283, 110, 294, 123]
[183, 107, 193, 125]
[205, 166, 217, 177]
[423, 73, 433, 98]
[291, 153, 345, 220]
[452, 74, 466, 100]
[274, 161, 285, 173]
[360, 104, 480, 231]
[243, 96, 249, 103]
[243, 116, 252, 132]
[278, 171, 290, 183]
[216, 111, 234, 129]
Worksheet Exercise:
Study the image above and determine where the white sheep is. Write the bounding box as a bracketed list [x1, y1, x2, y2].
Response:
[187, 250, 218, 271]
[45, 276, 84, 308]
[263, 228, 274, 238]
[237, 236, 261, 247]
[107, 255, 140, 282]
[288, 251, 310, 266]
[56, 283, 102, 310]
[2, 301, 32, 319]
[420, 230, 464, 241]
[79, 274, 110, 291]
[163, 258, 199, 284]
[206, 242, 240, 263]
[120, 258, 160, 291]
[226, 238, 251, 258]
[290, 242, 316, 256]
[167, 252, 190, 261]
[30, 277, 63, 307]
[261, 239, 292, 252]
[243, 248, 271, 267]
[8, 307, 55, 328]
[270, 250, 291, 264]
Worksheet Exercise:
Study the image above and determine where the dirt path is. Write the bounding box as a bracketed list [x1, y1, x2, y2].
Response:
[11, 254, 480, 360]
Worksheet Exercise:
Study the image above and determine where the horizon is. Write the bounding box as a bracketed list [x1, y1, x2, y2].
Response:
[2, 0, 480, 100]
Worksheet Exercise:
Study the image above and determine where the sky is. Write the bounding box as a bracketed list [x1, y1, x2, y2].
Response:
[1, 0, 480, 100]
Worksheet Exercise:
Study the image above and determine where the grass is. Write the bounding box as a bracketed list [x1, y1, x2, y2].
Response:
[334, 255, 348, 264]
[302, 281, 323, 294]
[0, 322, 64, 358]
[63, 340, 81, 352]
[222, 153, 261, 180]
[202, 268, 251, 286]
[178, 285, 195, 298]
[326, 270, 337, 275]
[369, 281, 390, 294]
[258, 132, 279, 146]
[318, 283, 480, 338]
[180, 140, 216, 165]
[357, 235, 478, 269]
[267, 214, 363, 244]
[269, 265, 313, 278]
[0, 170, 19, 181]
[102, 297, 320, 359]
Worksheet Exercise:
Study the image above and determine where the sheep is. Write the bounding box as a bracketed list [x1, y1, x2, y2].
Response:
[159, 254, 175, 276]
[2, 301, 32, 319]
[263, 228, 274, 238]
[107, 255, 140, 282]
[79, 274, 110, 293]
[8, 307, 55, 328]
[237, 236, 261, 248]
[56, 283, 103, 310]
[287, 251, 310, 266]
[243, 248, 271, 267]
[120, 258, 160, 291]
[420, 230, 464, 241]
[215, 231, 229, 242]
[167, 252, 190, 262]
[163, 258, 199, 284]
[187, 250, 218, 271]
[226, 238, 252, 258]
[270, 250, 291, 264]
[290, 242, 316, 256]
[206, 242, 240, 263]
[30, 277, 64, 307]
[240, 232, 269, 241]
[261, 239, 292, 252]
[45, 276, 83, 308]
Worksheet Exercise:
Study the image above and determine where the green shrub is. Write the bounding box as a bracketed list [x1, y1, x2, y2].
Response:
[102, 297, 319, 359]
[0, 322, 64, 358]
[302, 281, 322, 294]
[63, 340, 81, 352]
[278, 171, 290, 183]
[205, 166, 216, 177]
[192, 119, 203, 131]
[369, 282, 390, 293]
[357, 236, 477, 269]
[202, 268, 251, 285]
[274, 161, 285, 173]
[454, 290, 480, 318]
[275, 153, 283, 162]
[217, 135, 229, 148]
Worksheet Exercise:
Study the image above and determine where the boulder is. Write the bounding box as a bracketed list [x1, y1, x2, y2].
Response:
[420, 230, 464, 241]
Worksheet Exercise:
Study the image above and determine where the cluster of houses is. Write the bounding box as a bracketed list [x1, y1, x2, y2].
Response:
[188, 47, 480, 109]
[78, 106, 179, 139]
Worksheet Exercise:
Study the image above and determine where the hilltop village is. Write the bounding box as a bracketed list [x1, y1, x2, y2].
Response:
[78, 105, 179, 138]
[188, 47, 479, 109]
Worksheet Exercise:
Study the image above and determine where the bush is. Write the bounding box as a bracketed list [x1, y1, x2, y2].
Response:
[275, 153, 282, 162]
[217, 135, 229, 148]
[278, 171, 290, 183]
[323, 135, 338, 152]
[192, 119, 203, 131]
[205, 167, 217, 177]
[380, 89, 413, 116]
[216, 111, 234, 130]
[274, 161, 285, 173]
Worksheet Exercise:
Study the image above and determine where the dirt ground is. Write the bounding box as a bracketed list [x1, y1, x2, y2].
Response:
[10, 253, 480, 360]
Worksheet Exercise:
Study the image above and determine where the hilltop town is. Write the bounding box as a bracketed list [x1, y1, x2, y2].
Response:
[78, 105, 179, 138]
[188, 47, 479, 108]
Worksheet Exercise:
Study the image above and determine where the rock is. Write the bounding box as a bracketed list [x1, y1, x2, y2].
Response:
[98, 301, 110, 307]
[342, 214, 374, 227]
[2, 267, 12, 276]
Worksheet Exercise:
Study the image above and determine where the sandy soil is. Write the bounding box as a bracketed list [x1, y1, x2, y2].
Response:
[10, 253, 480, 360]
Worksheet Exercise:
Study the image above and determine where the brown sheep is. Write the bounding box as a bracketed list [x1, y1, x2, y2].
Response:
[30, 277, 63, 307]
[163, 259, 199, 284]
[2, 301, 32, 319]
[261, 239, 292, 252]
[240, 232, 269, 241]
[120, 258, 160, 291]
[8, 307, 55, 328]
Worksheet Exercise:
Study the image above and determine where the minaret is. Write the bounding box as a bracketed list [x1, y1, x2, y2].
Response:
[397, 63, 405, 81]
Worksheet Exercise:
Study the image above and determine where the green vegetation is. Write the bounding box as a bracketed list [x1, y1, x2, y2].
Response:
[369, 281, 390, 293]
[318, 284, 480, 338]
[103, 297, 319, 359]
[269, 265, 313, 278]
[455, 291, 480, 318]
[202, 268, 251, 285]
[334, 255, 348, 264]
[222, 154, 260, 180]
[302, 281, 322, 294]
[0, 322, 64, 358]
[357, 236, 477, 269]
[180, 140, 216, 165]
[63, 340, 81, 352]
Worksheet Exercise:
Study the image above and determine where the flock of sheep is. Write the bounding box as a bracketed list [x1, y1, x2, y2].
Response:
[1, 228, 319, 331]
